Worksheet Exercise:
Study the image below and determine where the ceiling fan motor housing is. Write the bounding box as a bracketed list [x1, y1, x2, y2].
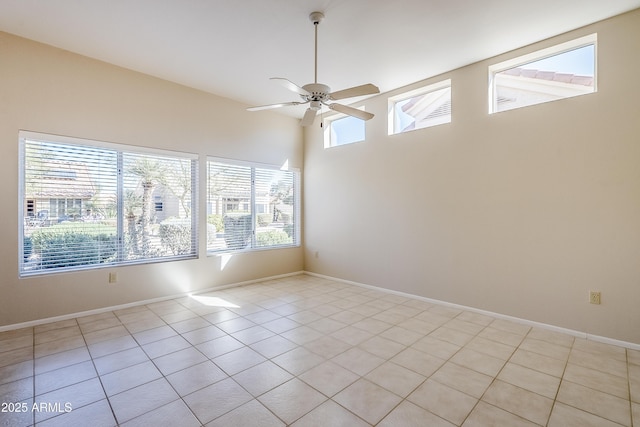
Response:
[301, 83, 330, 103]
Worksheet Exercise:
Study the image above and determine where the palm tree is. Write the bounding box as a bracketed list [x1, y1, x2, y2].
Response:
[128, 158, 168, 256]
[123, 190, 142, 255]
[167, 159, 192, 218]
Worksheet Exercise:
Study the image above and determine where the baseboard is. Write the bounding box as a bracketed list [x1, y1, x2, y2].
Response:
[304, 271, 640, 351]
[0, 270, 305, 333]
[5, 269, 637, 351]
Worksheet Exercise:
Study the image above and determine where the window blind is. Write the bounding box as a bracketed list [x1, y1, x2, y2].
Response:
[20, 132, 198, 276]
[207, 159, 299, 252]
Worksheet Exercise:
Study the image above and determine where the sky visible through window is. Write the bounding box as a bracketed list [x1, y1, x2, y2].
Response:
[518, 44, 594, 76]
[329, 114, 365, 146]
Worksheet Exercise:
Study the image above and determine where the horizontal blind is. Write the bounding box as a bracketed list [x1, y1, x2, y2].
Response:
[254, 167, 296, 248]
[122, 152, 197, 260]
[207, 161, 253, 251]
[207, 159, 299, 253]
[20, 134, 197, 276]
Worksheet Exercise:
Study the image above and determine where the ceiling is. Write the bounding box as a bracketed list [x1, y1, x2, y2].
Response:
[1, 0, 639, 118]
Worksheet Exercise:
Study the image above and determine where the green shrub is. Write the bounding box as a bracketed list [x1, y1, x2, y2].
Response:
[280, 212, 291, 224]
[29, 223, 117, 269]
[23, 236, 32, 260]
[256, 229, 292, 247]
[207, 214, 224, 232]
[283, 224, 295, 239]
[159, 217, 192, 255]
[223, 214, 252, 250]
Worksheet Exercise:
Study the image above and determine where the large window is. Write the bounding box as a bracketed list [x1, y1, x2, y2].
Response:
[20, 132, 197, 276]
[388, 80, 452, 135]
[207, 159, 299, 252]
[489, 34, 596, 113]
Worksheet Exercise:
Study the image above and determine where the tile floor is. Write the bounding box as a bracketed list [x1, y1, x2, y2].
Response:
[1, 274, 638, 426]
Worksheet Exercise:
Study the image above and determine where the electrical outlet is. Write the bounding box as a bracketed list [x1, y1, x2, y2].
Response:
[108, 272, 118, 284]
[589, 291, 601, 305]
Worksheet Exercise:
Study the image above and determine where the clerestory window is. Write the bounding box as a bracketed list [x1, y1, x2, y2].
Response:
[489, 34, 596, 113]
[388, 80, 452, 135]
[324, 109, 366, 148]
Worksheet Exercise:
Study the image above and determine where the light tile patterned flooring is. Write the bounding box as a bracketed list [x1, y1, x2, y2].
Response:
[1, 274, 638, 426]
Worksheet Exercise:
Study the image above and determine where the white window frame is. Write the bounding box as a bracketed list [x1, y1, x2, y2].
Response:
[19, 131, 198, 277]
[206, 157, 300, 254]
[388, 79, 452, 135]
[323, 107, 366, 148]
[489, 33, 597, 114]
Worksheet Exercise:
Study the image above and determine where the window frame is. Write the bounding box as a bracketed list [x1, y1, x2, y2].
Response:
[19, 131, 198, 277]
[488, 33, 597, 114]
[388, 79, 452, 135]
[206, 157, 300, 255]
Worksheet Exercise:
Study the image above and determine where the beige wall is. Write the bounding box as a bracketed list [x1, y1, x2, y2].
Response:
[304, 9, 640, 345]
[0, 32, 304, 327]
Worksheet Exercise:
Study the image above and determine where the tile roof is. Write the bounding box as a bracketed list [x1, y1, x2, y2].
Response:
[502, 67, 594, 87]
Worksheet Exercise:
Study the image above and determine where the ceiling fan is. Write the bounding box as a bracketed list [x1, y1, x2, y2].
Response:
[247, 11, 380, 126]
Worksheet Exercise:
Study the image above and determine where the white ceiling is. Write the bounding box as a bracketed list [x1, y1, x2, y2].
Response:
[1, 0, 639, 118]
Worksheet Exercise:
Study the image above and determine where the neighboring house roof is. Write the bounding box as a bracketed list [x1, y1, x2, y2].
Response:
[501, 67, 594, 87]
[495, 67, 595, 111]
[399, 87, 452, 132]
[27, 160, 96, 199]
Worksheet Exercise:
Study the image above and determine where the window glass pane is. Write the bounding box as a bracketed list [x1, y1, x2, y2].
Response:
[206, 159, 299, 253]
[22, 139, 118, 272]
[492, 39, 595, 113]
[20, 134, 197, 276]
[390, 82, 451, 135]
[207, 162, 252, 251]
[123, 153, 196, 260]
[326, 115, 365, 147]
[255, 168, 295, 247]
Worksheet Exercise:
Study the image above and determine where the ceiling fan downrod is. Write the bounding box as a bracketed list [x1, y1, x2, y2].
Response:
[309, 12, 324, 84]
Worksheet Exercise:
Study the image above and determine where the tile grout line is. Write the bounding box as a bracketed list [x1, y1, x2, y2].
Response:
[627, 349, 634, 427]
[78, 317, 119, 427]
[31, 326, 35, 427]
[545, 336, 575, 427]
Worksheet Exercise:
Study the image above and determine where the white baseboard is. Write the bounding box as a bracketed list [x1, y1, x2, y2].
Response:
[0, 270, 305, 333]
[304, 271, 640, 351]
[4, 269, 637, 351]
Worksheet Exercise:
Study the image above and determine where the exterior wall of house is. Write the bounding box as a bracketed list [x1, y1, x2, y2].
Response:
[304, 9, 640, 345]
[0, 31, 303, 327]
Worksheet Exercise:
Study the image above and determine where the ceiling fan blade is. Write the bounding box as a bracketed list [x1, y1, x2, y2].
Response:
[246, 101, 303, 111]
[300, 108, 318, 126]
[271, 77, 311, 96]
[328, 103, 375, 121]
[329, 83, 380, 100]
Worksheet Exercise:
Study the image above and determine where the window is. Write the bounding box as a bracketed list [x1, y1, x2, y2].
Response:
[388, 80, 451, 135]
[154, 196, 164, 212]
[489, 34, 596, 113]
[207, 159, 300, 252]
[324, 110, 366, 148]
[20, 131, 197, 276]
